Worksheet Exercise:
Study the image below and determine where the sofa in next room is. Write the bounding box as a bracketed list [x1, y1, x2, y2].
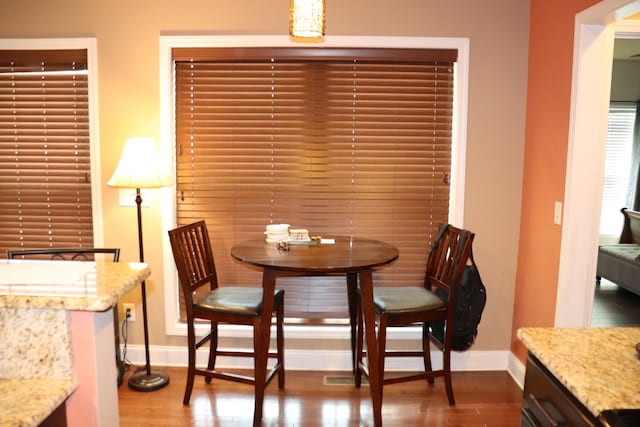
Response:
[596, 207, 640, 296]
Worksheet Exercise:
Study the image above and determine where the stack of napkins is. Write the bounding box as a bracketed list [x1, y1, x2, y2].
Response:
[265, 224, 290, 243]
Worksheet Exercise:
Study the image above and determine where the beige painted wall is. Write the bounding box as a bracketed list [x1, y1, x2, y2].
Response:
[0, 0, 530, 352]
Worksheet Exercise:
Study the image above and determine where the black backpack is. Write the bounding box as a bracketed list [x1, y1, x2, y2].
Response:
[430, 226, 487, 351]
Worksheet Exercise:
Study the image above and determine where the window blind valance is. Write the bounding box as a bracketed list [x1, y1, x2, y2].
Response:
[173, 47, 455, 321]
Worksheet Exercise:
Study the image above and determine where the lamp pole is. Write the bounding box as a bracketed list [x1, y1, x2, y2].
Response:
[127, 188, 170, 391]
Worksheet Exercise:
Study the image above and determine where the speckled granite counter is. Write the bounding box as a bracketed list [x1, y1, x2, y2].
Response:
[0, 379, 77, 427]
[518, 327, 640, 418]
[0, 259, 151, 427]
[0, 259, 150, 311]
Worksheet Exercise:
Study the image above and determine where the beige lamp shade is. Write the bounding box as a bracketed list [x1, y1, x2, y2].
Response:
[289, 0, 325, 39]
[107, 137, 171, 189]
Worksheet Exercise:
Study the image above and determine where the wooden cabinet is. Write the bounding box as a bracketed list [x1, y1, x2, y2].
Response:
[521, 354, 602, 427]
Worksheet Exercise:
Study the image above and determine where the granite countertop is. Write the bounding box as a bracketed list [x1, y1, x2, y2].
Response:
[0, 378, 77, 427]
[0, 308, 78, 427]
[518, 327, 640, 418]
[0, 259, 150, 311]
[0, 259, 151, 425]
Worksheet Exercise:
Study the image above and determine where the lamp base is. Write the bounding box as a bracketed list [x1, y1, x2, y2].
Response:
[128, 369, 170, 392]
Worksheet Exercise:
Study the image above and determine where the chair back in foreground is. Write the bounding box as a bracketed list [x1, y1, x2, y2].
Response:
[168, 220, 284, 427]
[7, 247, 120, 262]
[355, 223, 474, 407]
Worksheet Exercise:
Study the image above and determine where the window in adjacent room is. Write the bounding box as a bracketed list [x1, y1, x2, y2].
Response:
[0, 48, 94, 255]
[599, 101, 636, 241]
[172, 46, 458, 322]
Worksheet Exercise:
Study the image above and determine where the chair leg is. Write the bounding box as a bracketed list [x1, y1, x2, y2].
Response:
[183, 325, 197, 405]
[205, 321, 218, 384]
[422, 323, 435, 385]
[276, 297, 285, 389]
[252, 317, 266, 427]
[376, 314, 388, 405]
[354, 294, 364, 388]
[443, 330, 455, 406]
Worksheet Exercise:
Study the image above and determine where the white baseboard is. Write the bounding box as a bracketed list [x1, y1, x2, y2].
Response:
[122, 344, 521, 378]
[507, 351, 526, 388]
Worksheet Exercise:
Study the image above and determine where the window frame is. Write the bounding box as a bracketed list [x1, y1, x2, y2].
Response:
[0, 37, 104, 248]
[160, 35, 470, 339]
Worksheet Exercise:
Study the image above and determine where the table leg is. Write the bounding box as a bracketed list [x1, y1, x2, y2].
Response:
[346, 272, 358, 373]
[359, 268, 382, 427]
[253, 267, 277, 427]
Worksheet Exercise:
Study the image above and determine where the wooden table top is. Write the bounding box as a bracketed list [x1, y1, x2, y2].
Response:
[230, 235, 399, 274]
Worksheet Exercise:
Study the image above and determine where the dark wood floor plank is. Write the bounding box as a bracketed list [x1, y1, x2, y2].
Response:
[592, 279, 640, 327]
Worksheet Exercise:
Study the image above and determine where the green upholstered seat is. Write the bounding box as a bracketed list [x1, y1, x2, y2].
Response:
[373, 286, 445, 313]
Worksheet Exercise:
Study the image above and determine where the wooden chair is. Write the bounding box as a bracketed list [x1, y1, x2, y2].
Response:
[355, 223, 474, 406]
[6, 247, 124, 385]
[168, 220, 285, 426]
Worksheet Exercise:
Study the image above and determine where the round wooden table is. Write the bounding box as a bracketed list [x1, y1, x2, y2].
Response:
[231, 236, 398, 427]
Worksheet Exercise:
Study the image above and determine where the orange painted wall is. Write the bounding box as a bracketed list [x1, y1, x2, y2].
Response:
[511, 0, 601, 362]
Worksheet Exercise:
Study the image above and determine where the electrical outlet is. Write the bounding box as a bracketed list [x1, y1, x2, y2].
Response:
[123, 303, 136, 322]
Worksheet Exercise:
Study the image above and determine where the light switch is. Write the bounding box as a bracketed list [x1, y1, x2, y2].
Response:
[554, 201, 562, 225]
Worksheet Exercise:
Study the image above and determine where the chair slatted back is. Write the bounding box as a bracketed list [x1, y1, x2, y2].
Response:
[168, 220, 219, 305]
[7, 247, 120, 262]
[424, 224, 474, 293]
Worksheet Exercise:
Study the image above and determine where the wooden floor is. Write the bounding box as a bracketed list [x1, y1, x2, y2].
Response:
[117, 280, 639, 426]
[591, 278, 640, 327]
[118, 367, 522, 426]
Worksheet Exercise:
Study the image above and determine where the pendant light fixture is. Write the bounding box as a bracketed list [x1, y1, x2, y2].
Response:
[289, 0, 325, 40]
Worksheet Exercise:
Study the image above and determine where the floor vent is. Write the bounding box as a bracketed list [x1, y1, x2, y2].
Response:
[323, 375, 369, 386]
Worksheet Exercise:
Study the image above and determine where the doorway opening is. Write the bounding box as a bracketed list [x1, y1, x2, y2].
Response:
[558, 2, 640, 328]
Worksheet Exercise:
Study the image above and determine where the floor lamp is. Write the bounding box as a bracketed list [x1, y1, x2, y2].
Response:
[108, 137, 170, 392]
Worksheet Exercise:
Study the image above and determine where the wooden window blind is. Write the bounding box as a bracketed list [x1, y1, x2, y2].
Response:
[174, 47, 456, 322]
[0, 49, 93, 255]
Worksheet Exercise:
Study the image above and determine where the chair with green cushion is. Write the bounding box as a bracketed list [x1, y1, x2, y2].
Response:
[355, 223, 474, 406]
[168, 220, 285, 427]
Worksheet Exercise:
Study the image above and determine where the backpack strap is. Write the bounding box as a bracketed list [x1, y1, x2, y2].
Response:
[458, 229, 470, 258]
[431, 222, 449, 251]
[453, 229, 472, 278]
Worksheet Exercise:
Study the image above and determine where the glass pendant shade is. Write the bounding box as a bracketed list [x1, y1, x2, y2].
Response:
[289, 0, 325, 39]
